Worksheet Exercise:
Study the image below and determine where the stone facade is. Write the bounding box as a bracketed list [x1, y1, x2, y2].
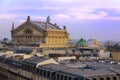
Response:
[112, 51, 120, 61]
[11, 16, 69, 48]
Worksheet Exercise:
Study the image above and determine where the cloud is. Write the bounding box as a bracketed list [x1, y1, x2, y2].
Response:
[51, 10, 108, 23]
[107, 17, 120, 20]
[1, 0, 120, 21]
[53, 14, 70, 19]
[0, 14, 17, 20]
[36, 6, 62, 10]
[1, 0, 120, 40]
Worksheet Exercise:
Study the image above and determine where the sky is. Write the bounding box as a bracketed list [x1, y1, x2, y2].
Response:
[0, 0, 120, 41]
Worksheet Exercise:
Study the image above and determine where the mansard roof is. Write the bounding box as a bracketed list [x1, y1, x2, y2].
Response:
[15, 48, 33, 54]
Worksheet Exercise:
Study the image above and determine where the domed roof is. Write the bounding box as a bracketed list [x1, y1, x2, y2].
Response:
[76, 38, 87, 47]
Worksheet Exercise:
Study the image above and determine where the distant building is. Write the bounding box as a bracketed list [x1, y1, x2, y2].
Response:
[66, 39, 78, 48]
[98, 50, 112, 59]
[11, 16, 69, 48]
[1, 38, 9, 44]
[106, 44, 120, 61]
[76, 38, 87, 47]
[112, 51, 120, 61]
[0, 41, 2, 48]
[87, 38, 100, 49]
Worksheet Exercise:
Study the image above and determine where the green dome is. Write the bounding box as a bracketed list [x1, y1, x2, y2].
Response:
[76, 38, 87, 47]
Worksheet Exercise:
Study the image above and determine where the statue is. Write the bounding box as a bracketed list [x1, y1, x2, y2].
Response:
[46, 16, 50, 23]
[63, 25, 66, 30]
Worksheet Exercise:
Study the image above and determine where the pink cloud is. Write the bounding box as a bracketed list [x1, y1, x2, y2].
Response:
[0, 14, 17, 20]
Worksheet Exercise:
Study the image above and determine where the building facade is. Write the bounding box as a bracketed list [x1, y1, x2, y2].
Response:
[112, 51, 120, 61]
[11, 16, 69, 48]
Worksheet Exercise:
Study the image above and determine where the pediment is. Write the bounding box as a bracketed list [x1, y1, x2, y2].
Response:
[13, 21, 45, 35]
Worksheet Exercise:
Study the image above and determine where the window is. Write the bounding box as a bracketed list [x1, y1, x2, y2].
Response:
[39, 69, 42, 75]
[107, 77, 110, 80]
[36, 69, 39, 74]
[100, 78, 104, 80]
[47, 71, 50, 78]
[25, 28, 32, 34]
[93, 78, 97, 80]
[68, 77, 72, 80]
[24, 28, 33, 39]
[61, 75, 63, 80]
[64, 76, 67, 80]
[113, 77, 117, 80]
[57, 74, 59, 80]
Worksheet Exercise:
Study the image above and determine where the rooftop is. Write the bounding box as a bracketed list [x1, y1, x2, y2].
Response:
[23, 56, 50, 65]
[39, 63, 118, 77]
[33, 21, 61, 30]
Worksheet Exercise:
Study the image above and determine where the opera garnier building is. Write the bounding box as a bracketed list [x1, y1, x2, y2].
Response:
[11, 16, 69, 48]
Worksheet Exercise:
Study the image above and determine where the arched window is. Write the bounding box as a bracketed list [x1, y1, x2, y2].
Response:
[24, 28, 33, 39]
[24, 28, 33, 34]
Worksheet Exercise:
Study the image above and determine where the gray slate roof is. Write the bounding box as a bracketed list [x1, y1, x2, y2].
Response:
[40, 63, 118, 77]
[33, 21, 61, 30]
[23, 56, 50, 65]
[16, 48, 33, 54]
[62, 68, 117, 77]
[40, 63, 69, 71]
[14, 20, 62, 32]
